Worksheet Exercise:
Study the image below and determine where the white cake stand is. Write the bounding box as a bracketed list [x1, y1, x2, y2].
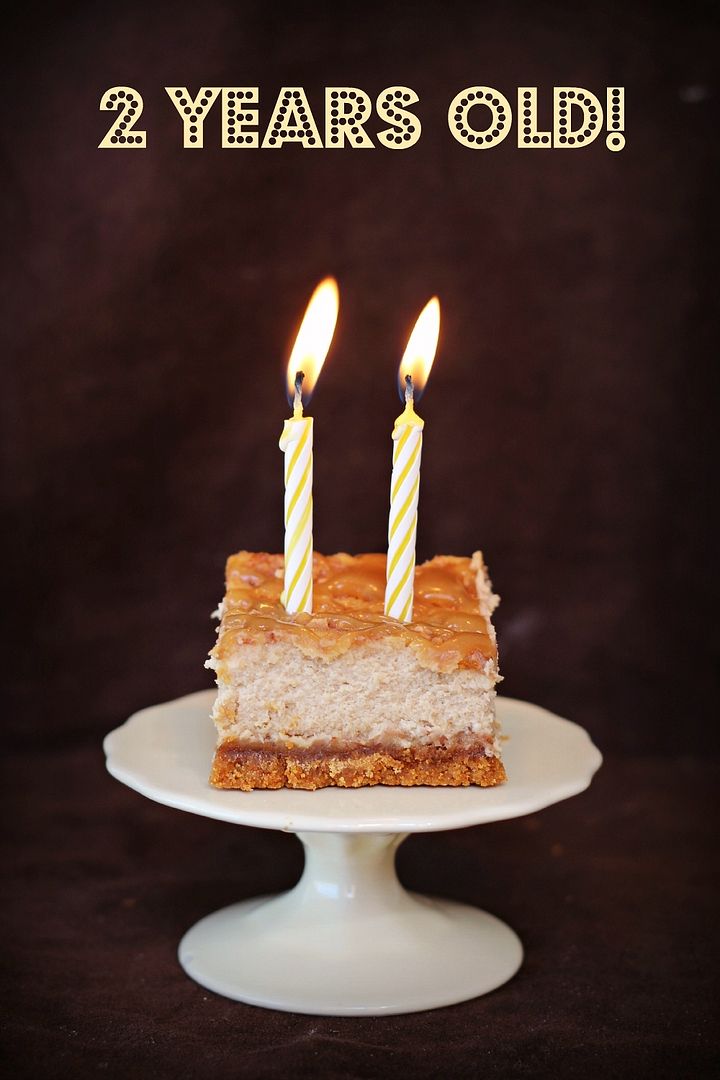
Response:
[104, 690, 601, 1016]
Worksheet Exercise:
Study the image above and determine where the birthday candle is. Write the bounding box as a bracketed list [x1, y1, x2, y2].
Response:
[279, 278, 339, 614]
[384, 298, 440, 622]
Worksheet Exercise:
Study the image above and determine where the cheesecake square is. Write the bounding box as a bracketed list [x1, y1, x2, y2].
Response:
[206, 551, 505, 790]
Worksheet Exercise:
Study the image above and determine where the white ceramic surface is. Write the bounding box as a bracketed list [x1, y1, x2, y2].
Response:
[104, 691, 601, 1015]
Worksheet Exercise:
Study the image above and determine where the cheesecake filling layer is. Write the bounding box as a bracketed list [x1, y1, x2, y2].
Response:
[209, 642, 501, 755]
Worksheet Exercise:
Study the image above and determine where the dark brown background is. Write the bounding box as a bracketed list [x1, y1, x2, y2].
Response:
[3, 1, 719, 1077]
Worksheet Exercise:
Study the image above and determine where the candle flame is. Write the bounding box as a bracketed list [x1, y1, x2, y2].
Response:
[397, 297, 440, 401]
[286, 277, 339, 406]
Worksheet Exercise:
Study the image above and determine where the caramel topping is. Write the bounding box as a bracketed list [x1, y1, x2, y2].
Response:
[214, 552, 497, 672]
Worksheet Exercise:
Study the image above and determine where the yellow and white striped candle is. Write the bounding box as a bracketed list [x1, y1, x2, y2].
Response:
[384, 390, 424, 621]
[384, 297, 440, 622]
[279, 387, 314, 613]
[279, 278, 339, 614]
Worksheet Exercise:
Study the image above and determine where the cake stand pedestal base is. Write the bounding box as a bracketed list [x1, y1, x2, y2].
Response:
[179, 831, 522, 1015]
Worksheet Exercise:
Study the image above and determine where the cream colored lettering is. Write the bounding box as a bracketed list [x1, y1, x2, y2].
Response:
[261, 88, 323, 148]
[222, 88, 260, 148]
[98, 86, 147, 148]
[553, 87, 603, 148]
[376, 86, 421, 149]
[166, 86, 221, 148]
[97, 84, 625, 151]
[448, 86, 512, 148]
[517, 87, 551, 148]
[325, 88, 374, 148]
[606, 88, 625, 151]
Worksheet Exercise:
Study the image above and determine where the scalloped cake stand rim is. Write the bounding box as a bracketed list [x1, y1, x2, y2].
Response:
[103, 689, 602, 834]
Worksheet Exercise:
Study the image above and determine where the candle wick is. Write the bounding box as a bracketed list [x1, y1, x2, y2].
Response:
[293, 370, 305, 415]
[404, 374, 414, 405]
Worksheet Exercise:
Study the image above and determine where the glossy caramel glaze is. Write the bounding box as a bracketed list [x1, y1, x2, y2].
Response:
[212, 552, 498, 673]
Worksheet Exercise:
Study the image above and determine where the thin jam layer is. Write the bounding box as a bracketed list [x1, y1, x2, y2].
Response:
[213, 552, 497, 672]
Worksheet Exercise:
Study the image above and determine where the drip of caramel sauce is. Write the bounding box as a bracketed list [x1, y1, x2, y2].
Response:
[214, 552, 497, 672]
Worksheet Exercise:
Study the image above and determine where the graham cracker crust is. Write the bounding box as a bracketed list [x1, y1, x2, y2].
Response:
[210, 742, 507, 791]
